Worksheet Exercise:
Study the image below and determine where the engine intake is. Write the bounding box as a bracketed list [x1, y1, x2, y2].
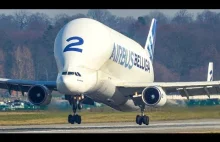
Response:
[142, 86, 167, 107]
[27, 85, 52, 106]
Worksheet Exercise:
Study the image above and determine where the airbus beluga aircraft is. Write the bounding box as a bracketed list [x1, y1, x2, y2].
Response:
[0, 17, 219, 125]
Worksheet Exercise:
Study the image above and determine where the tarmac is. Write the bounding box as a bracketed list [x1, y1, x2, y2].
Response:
[1, 119, 220, 133]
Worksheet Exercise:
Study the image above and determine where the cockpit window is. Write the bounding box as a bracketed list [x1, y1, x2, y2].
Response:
[62, 72, 67, 75]
[75, 72, 81, 77]
[68, 72, 74, 75]
[77, 72, 81, 77]
[62, 71, 81, 77]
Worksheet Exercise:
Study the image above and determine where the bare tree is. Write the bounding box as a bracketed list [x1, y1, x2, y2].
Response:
[149, 11, 169, 24]
[26, 12, 52, 31]
[0, 14, 17, 31]
[12, 45, 35, 80]
[13, 10, 29, 30]
[172, 9, 194, 24]
[87, 9, 116, 27]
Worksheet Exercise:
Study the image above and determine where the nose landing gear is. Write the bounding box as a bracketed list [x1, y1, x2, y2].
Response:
[65, 95, 83, 124]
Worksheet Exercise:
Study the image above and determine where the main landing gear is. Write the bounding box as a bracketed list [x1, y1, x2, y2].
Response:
[65, 95, 83, 124]
[136, 106, 149, 125]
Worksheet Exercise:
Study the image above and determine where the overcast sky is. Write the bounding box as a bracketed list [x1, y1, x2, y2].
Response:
[0, 9, 219, 19]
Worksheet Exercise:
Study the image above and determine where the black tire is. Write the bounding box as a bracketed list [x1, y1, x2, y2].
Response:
[136, 115, 140, 124]
[68, 114, 75, 124]
[146, 116, 149, 125]
[143, 115, 149, 125]
[137, 116, 142, 125]
[75, 114, 82, 124]
[78, 115, 82, 124]
[68, 114, 72, 123]
[72, 115, 76, 124]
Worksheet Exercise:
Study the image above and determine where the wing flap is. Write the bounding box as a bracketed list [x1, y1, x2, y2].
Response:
[177, 86, 220, 96]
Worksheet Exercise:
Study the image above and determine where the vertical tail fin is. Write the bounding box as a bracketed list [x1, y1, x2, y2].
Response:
[144, 18, 157, 62]
[207, 62, 213, 81]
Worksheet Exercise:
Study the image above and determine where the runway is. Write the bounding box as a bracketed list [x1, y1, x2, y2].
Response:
[1, 119, 220, 133]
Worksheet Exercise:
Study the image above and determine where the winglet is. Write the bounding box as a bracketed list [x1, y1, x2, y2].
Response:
[144, 18, 157, 62]
[207, 62, 213, 81]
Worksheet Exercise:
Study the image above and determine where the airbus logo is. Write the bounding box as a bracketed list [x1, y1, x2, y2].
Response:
[63, 36, 84, 53]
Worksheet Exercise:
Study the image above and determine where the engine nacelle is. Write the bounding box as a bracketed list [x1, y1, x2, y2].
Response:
[27, 85, 52, 106]
[142, 86, 167, 107]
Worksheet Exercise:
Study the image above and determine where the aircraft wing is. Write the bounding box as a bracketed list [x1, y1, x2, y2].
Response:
[0, 78, 57, 95]
[116, 81, 220, 99]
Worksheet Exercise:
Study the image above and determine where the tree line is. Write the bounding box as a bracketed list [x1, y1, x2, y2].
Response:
[0, 9, 219, 82]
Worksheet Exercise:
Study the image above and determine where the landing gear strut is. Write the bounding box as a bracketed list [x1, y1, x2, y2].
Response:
[65, 95, 83, 124]
[136, 105, 149, 125]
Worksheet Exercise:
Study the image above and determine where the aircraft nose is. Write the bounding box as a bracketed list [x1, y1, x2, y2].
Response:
[60, 75, 73, 92]
[57, 75, 81, 94]
[56, 70, 97, 95]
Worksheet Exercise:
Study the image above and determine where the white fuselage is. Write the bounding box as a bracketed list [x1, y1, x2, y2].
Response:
[54, 18, 154, 111]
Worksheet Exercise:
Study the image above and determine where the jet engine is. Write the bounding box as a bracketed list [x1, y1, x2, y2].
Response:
[141, 86, 167, 107]
[27, 85, 52, 106]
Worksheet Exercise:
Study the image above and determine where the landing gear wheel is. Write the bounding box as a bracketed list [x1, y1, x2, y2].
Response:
[75, 114, 82, 124]
[68, 114, 75, 124]
[68, 114, 72, 123]
[66, 95, 84, 125]
[137, 116, 143, 125]
[78, 115, 82, 124]
[136, 115, 140, 124]
[142, 115, 149, 125]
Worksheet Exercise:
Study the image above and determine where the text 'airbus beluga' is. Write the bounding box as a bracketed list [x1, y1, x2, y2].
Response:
[1, 17, 220, 125]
